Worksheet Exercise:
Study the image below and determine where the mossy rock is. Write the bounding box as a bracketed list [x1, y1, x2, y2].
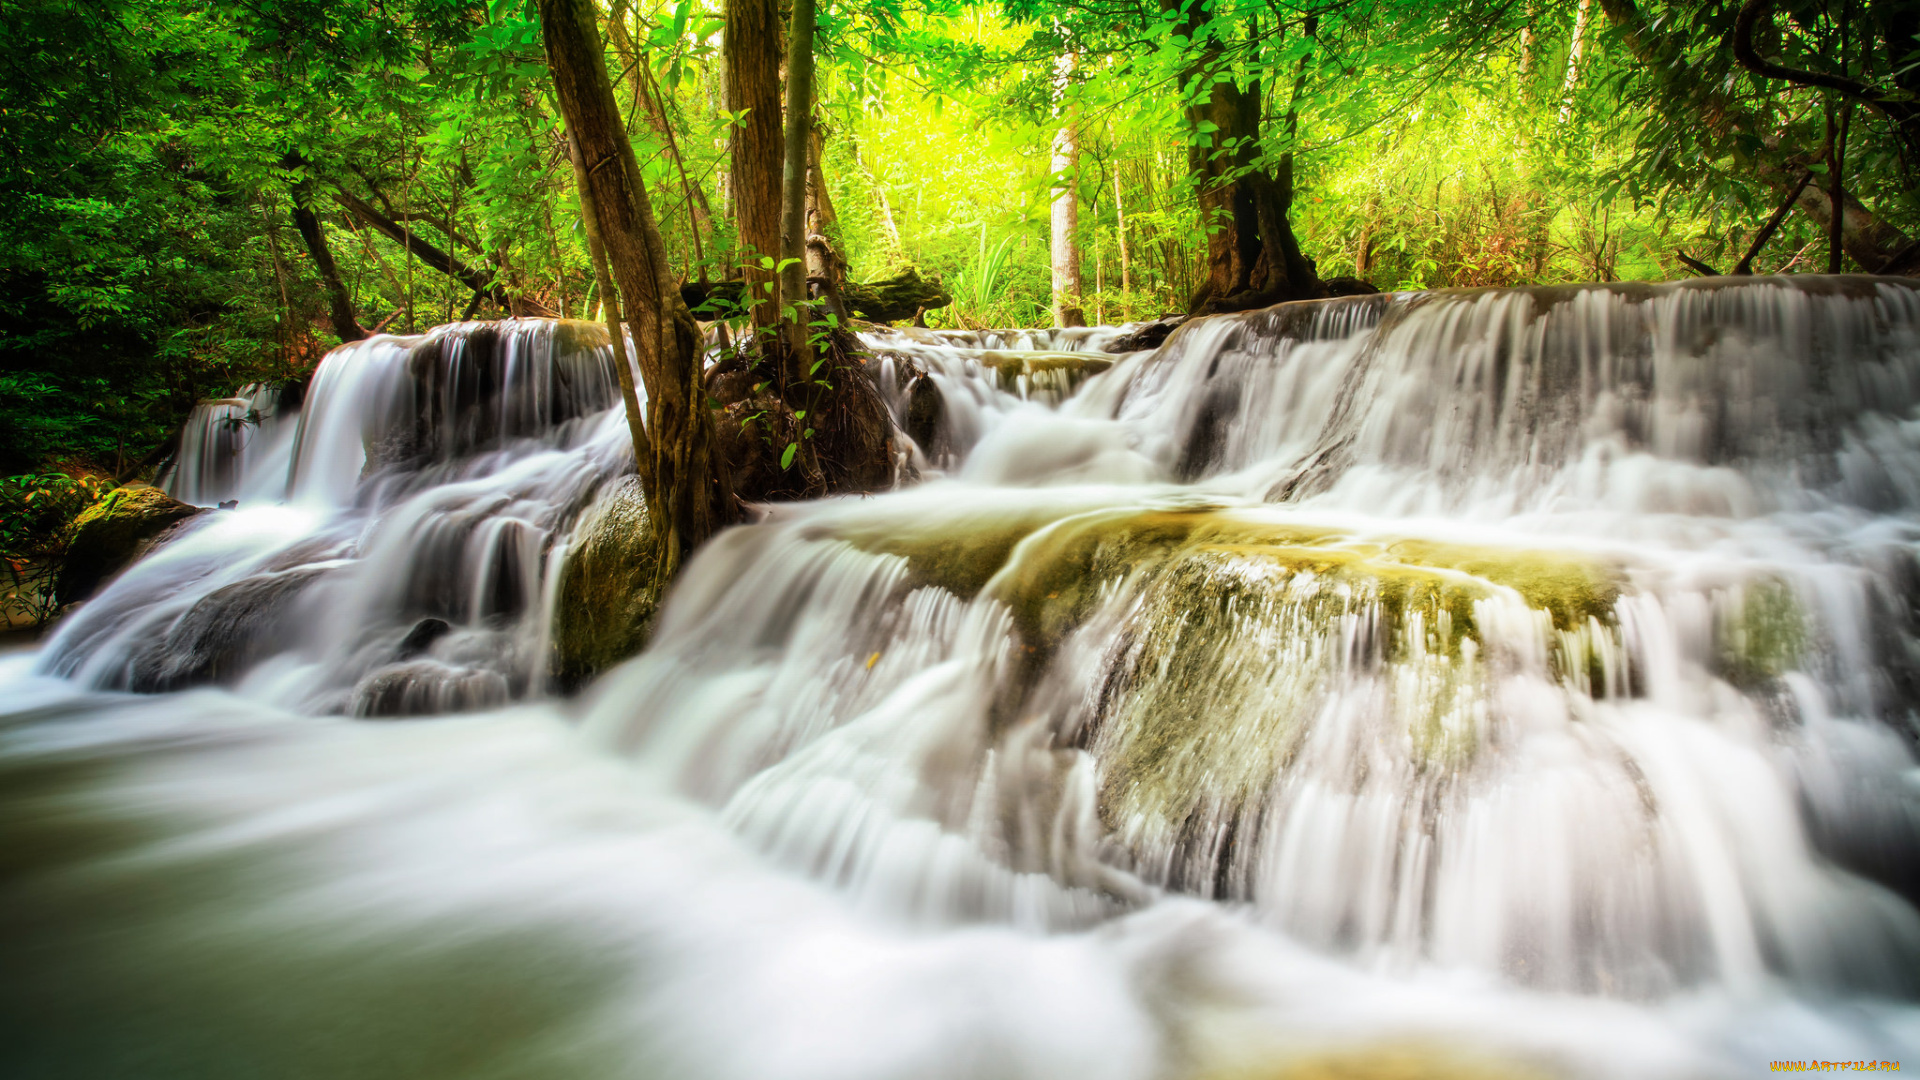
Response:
[976, 350, 1114, 394]
[550, 478, 662, 691]
[56, 484, 206, 605]
[1714, 575, 1808, 687]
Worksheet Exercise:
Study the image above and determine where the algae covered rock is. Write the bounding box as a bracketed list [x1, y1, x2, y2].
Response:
[550, 478, 662, 690]
[57, 484, 206, 605]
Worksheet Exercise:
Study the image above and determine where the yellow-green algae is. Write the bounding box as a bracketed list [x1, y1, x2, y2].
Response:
[961, 508, 1628, 861]
[976, 350, 1114, 393]
[1199, 1044, 1550, 1080]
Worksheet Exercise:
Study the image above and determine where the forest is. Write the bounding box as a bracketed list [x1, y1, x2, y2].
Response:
[4, 0, 1920, 600]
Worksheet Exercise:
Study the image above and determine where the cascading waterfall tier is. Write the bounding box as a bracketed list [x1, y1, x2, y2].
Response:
[40, 318, 636, 716]
[156, 380, 297, 506]
[10, 277, 1920, 1077]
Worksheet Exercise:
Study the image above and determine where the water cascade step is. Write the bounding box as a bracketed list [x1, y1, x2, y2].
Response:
[9, 276, 1920, 1076]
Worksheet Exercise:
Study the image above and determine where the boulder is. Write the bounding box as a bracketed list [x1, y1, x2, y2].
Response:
[126, 566, 327, 691]
[549, 478, 663, 691]
[57, 484, 206, 605]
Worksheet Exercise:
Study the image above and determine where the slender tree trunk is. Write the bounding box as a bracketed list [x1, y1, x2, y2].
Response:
[1558, 0, 1592, 122]
[606, 5, 717, 267]
[806, 119, 851, 323]
[1114, 168, 1131, 296]
[335, 189, 548, 316]
[283, 158, 366, 342]
[570, 135, 654, 485]
[725, 0, 784, 329]
[1049, 54, 1085, 328]
[779, 0, 817, 366]
[541, 0, 735, 575]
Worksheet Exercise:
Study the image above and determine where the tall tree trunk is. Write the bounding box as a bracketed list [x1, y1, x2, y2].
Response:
[1114, 168, 1131, 295]
[606, 3, 717, 268]
[1172, 6, 1321, 314]
[541, 0, 735, 576]
[779, 0, 817, 367]
[725, 0, 784, 329]
[1050, 52, 1085, 327]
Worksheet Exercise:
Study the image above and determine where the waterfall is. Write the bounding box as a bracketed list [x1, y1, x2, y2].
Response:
[7, 277, 1920, 1077]
[157, 381, 296, 506]
[42, 318, 636, 714]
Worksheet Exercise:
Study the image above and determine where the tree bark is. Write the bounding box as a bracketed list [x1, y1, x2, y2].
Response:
[1114, 168, 1131, 295]
[806, 119, 851, 323]
[570, 135, 654, 487]
[725, 0, 784, 329]
[282, 156, 365, 342]
[1173, 6, 1321, 315]
[1050, 52, 1086, 327]
[778, 0, 817, 366]
[605, 4, 717, 267]
[1558, 0, 1592, 122]
[541, 0, 735, 576]
[333, 189, 551, 316]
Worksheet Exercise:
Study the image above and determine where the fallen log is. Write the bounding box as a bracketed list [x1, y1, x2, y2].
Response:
[684, 268, 951, 326]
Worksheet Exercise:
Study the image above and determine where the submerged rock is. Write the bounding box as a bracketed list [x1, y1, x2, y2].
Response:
[353, 660, 510, 718]
[126, 566, 328, 692]
[57, 484, 207, 605]
[550, 478, 662, 691]
[395, 617, 453, 660]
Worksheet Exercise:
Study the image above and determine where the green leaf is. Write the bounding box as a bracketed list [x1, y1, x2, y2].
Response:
[780, 442, 797, 469]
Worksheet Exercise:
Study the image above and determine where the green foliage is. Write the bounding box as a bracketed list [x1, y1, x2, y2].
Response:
[2, 0, 1916, 488]
[0, 473, 115, 626]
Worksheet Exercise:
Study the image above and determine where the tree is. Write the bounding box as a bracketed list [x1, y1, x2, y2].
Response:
[1050, 51, 1086, 328]
[539, 0, 735, 575]
[725, 0, 786, 330]
[779, 0, 820, 366]
[1168, 2, 1322, 314]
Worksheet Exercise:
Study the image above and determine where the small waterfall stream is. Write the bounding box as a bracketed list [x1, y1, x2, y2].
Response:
[6, 278, 1920, 1078]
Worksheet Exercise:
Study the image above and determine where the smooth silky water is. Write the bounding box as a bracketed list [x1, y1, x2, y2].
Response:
[6, 279, 1920, 1077]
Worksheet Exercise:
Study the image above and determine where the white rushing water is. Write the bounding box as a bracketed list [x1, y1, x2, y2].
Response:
[8, 279, 1920, 1078]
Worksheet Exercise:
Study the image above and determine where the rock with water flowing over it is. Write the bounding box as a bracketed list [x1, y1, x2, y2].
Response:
[126, 566, 329, 692]
[56, 484, 206, 605]
[550, 477, 661, 690]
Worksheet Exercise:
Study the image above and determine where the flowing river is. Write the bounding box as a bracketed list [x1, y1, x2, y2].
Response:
[6, 277, 1920, 1078]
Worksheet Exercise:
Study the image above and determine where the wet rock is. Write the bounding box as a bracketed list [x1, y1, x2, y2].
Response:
[126, 566, 328, 691]
[905, 374, 944, 452]
[1322, 274, 1381, 296]
[977, 351, 1114, 396]
[396, 617, 452, 660]
[57, 485, 207, 605]
[1106, 318, 1184, 354]
[353, 660, 509, 718]
[549, 478, 662, 692]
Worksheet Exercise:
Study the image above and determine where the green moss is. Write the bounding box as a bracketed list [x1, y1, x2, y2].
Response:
[57, 484, 204, 605]
[1716, 575, 1808, 687]
[976, 350, 1114, 393]
[1383, 539, 1623, 631]
[549, 318, 611, 357]
[549, 478, 662, 691]
[833, 503, 1091, 601]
